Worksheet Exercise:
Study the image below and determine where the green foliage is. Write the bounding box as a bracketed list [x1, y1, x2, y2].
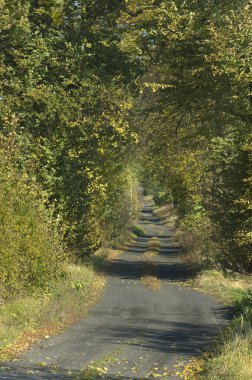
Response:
[0, 0, 141, 258]
[129, 0, 252, 271]
[179, 210, 218, 268]
[0, 0, 251, 298]
[235, 291, 252, 319]
[0, 137, 65, 297]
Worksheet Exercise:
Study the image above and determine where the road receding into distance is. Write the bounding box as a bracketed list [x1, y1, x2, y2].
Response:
[0, 199, 229, 379]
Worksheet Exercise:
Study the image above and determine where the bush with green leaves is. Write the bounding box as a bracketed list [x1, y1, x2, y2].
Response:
[0, 141, 65, 297]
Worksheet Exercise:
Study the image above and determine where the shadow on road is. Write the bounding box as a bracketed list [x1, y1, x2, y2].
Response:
[105, 203, 192, 282]
[106, 258, 190, 281]
[0, 203, 231, 380]
[102, 317, 230, 354]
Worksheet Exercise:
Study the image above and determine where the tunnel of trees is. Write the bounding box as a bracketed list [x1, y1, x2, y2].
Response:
[0, 0, 251, 295]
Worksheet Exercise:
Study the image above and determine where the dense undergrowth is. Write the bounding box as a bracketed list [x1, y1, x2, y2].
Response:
[0, 130, 138, 358]
[0, 0, 141, 303]
[0, 138, 137, 359]
[0, 142, 65, 298]
[0, 0, 251, 375]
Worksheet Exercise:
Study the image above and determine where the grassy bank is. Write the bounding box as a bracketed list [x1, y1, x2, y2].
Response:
[195, 270, 252, 380]
[173, 269, 252, 380]
[153, 203, 252, 380]
[0, 155, 106, 363]
[0, 263, 105, 362]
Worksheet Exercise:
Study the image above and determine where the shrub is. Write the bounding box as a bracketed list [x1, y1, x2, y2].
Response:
[0, 144, 65, 297]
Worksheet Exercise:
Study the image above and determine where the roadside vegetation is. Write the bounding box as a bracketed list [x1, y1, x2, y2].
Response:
[0, 0, 141, 360]
[184, 280, 251, 380]
[0, 264, 104, 362]
[154, 205, 252, 380]
[0, 1, 251, 377]
[197, 271, 252, 380]
[0, 134, 134, 360]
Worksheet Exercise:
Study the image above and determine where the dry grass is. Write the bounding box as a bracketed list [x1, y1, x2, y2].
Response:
[141, 247, 161, 291]
[148, 237, 161, 250]
[114, 229, 137, 249]
[0, 264, 105, 362]
[141, 275, 161, 291]
[145, 195, 154, 203]
[143, 250, 158, 261]
[153, 204, 177, 229]
[176, 270, 252, 380]
[98, 248, 122, 262]
[194, 270, 252, 304]
[88, 247, 124, 270]
[201, 328, 252, 380]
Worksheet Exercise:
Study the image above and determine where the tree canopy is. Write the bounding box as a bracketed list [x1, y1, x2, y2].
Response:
[0, 0, 251, 289]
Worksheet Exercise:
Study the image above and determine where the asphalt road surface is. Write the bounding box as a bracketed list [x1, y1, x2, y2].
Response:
[0, 200, 229, 379]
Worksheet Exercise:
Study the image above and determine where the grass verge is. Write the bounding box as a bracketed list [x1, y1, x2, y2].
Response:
[201, 320, 252, 380]
[0, 263, 105, 362]
[173, 270, 252, 379]
[86, 247, 123, 271]
[195, 270, 252, 380]
[192, 270, 252, 304]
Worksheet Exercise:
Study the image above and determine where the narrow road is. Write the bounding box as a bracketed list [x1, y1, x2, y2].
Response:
[0, 200, 228, 379]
